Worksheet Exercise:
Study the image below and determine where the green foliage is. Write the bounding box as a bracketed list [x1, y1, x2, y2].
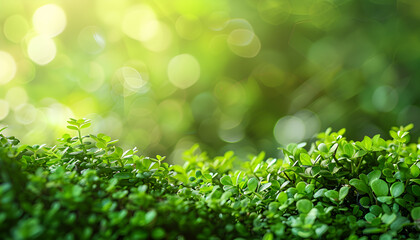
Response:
[0, 120, 419, 239]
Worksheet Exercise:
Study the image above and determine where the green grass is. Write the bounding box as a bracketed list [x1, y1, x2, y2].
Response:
[0, 120, 419, 239]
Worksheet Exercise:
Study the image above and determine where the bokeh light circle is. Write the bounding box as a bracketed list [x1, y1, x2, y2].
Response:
[112, 65, 149, 96]
[15, 103, 37, 125]
[218, 125, 245, 143]
[122, 5, 158, 42]
[142, 21, 172, 52]
[274, 115, 306, 145]
[5, 87, 28, 110]
[167, 54, 200, 89]
[0, 51, 17, 84]
[258, 0, 291, 25]
[78, 26, 106, 54]
[227, 29, 255, 46]
[33, 4, 67, 37]
[175, 15, 203, 40]
[372, 85, 398, 112]
[0, 100, 10, 120]
[3, 15, 30, 43]
[27, 35, 57, 65]
[227, 29, 261, 58]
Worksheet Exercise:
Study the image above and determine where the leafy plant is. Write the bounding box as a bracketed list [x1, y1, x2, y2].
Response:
[0, 120, 419, 239]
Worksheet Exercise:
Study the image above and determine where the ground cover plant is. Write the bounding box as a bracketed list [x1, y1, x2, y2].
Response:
[1, 119, 420, 239]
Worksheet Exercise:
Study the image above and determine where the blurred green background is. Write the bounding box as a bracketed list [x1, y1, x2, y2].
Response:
[1, 0, 419, 162]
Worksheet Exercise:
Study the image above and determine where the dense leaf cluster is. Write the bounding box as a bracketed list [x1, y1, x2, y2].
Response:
[1, 119, 419, 239]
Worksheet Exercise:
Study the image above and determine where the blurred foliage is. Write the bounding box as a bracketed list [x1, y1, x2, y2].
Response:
[0, 0, 419, 160]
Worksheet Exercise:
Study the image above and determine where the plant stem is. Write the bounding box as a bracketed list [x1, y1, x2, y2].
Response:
[78, 129, 87, 155]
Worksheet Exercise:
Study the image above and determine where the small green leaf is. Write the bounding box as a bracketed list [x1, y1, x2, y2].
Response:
[113, 172, 133, 179]
[343, 143, 354, 157]
[360, 197, 370, 208]
[354, 150, 367, 158]
[67, 125, 78, 130]
[80, 122, 91, 129]
[277, 191, 287, 204]
[220, 175, 233, 186]
[262, 232, 273, 240]
[145, 210, 157, 224]
[370, 205, 382, 216]
[412, 185, 420, 197]
[367, 170, 381, 186]
[318, 143, 328, 153]
[325, 190, 339, 202]
[259, 182, 272, 192]
[410, 164, 420, 178]
[390, 216, 410, 231]
[362, 136, 372, 151]
[371, 179, 389, 196]
[314, 188, 327, 198]
[377, 196, 392, 204]
[389, 130, 399, 139]
[200, 186, 213, 193]
[296, 199, 313, 214]
[248, 177, 259, 192]
[349, 179, 370, 193]
[381, 213, 397, 225]
[411, 207, 420, 220]
[296, 182, 306, 193]
[365, 212, 377, 222]
[339, 186, 349, 201]
[299, 153, 312, 165]
[390, 182, 404, 198]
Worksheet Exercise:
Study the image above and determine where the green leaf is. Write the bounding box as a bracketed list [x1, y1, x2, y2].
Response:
[66, 125, 78, 130]
[13, 218, 44, 239]
[80, 122, 91, 129]
[370, 205, 382, 216]
[377, 196, 392, 204]
[412, 185, 420, 197]
[390, 216, 410, 231]
[325, 190, 339, 202]
[343, 143, 354, 157]
[339, 186, 349, 201]
[367, 170, 381, 186]
[200, 186, 213, 193]
[113, 172, 133, 179]
[314, 188, 327, 198]
[277, 191, 287, 204]
[296, 199, 313, 213]
[318, 143, 328, 153]
[389, 130, 399, 139]
[390, 182, 404, 198]
[262, 232, 273, 240]
[349, 179, 370, 193]
[362, 136, 372, 151]
[381, 213, 397, 225]
[145, 210, 157, 224]
[354, 150, 367, 158]
[411, 207, 420, 220]
[411, 179, 420, 185]
[410, 164, 420, 178]
[296, 182, 306, 193]
[248, 177, 259, 192]
[259, 182, 272, 192]
[360, 197, 370, 208]
[371, 179, 389, 196]
[365, 212, 377, 222]
[220, 175, 233, 186]
[299, 153, 312, 165]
